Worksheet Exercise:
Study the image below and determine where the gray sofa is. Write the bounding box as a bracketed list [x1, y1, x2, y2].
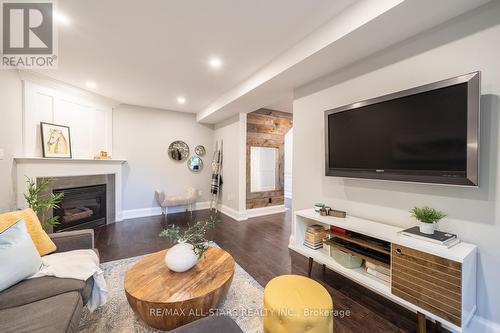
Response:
[0, 229, 97, 333]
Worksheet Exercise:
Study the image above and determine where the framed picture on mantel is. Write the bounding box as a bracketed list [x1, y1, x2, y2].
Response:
[40, 122, 72, 158]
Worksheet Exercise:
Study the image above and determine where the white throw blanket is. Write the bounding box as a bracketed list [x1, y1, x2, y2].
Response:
[29, 249, 107, 312]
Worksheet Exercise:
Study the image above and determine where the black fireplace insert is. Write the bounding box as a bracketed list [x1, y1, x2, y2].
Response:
[53, 184, 106, 232]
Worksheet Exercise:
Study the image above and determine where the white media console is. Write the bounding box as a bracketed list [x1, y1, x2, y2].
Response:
[289, 208, 477, 332]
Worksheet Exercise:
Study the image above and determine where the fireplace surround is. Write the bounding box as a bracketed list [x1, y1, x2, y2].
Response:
[15, 158, 125, 226]
[38, 174, 116, 232]
[53, 184, 107, 232]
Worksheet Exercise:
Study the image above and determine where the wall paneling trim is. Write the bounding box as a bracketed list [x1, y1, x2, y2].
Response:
[23, 80, 113, 159]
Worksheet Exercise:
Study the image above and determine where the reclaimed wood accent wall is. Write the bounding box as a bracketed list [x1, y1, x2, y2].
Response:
[246, 109, 292, 209]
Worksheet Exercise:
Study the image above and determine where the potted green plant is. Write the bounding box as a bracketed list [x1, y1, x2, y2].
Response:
[24, 177, 64, 232]
[159, 215, 217, 272]
[409, 206, 446, 235]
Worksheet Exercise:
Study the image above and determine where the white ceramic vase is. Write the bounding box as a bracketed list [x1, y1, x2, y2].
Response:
[419, 222, 435, 235]
[164, 241, 198, 272]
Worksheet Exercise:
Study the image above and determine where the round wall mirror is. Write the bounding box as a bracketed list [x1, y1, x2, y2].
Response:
[187, 156, 203, 172]
[168, 141, 190, 161]
[195, 145, 206, 156]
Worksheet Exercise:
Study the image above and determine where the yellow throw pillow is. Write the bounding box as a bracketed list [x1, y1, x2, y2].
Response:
[0, 208, 56, 256]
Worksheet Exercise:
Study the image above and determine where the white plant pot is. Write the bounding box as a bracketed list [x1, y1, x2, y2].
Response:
[419, 222, 435, 235]
[165, 242, 198, 272]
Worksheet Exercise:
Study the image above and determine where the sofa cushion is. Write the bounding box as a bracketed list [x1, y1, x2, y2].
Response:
[0, 220, 42, 292]
[0, 276, 93, 310]
[0, 291, 82, 333]
[49, 230, 95, 253]
[0, 208, 56, 256]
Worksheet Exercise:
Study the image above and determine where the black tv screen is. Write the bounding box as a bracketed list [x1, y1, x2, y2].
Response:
[325, 72, 480, 186]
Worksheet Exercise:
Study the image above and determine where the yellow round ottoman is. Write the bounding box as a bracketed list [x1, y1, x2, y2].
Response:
[263, 275, 333, 333]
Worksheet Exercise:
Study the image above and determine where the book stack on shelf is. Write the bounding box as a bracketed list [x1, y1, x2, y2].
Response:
[304, 224, 327, 250]
[399, 227, 460, 248]
[364, 261, 390, 283]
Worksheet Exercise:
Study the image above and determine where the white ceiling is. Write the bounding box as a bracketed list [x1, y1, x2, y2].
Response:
[264, 93, 294, 113]
[198, 0, 492, 123]
[38, 0, 356, 113]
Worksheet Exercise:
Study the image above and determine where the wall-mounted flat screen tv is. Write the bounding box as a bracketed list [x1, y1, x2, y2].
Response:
[325, 72, 480, 186]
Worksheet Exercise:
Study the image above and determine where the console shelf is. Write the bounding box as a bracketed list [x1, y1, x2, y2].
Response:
[326, 231, 391, 255]
[293, 243, 391, 291]
[289, 208, 477, 333]
[325, 238, 390, 269]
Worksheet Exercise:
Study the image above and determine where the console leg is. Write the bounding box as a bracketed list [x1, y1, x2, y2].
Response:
[307, 257, 314, 277]
[417, 312, 427, 333]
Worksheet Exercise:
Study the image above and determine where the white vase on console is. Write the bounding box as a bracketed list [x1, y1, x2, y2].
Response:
[419, 222, 435, 235]
[164, 241, 198, 272]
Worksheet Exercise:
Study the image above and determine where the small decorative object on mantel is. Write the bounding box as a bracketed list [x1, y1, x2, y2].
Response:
[94, 151, 112, 160]
[409, 206, 446, 235]
[40, 122, 72, 158]
[159, 215, 218, 272]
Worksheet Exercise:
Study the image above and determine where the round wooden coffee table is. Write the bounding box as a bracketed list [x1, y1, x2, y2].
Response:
[124, 247, 235, 330]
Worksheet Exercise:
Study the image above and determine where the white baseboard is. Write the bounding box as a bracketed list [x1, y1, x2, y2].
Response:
[217, 204, 287, 220]
[218, 204, 248, 221]
[122, 202, 287, 222]
[121, 207, 162, 220]
[115, 212, 124, 222]
[246, 205, 286, 218]
[121, 201, 211, 220]
[466, 316, 500, 333]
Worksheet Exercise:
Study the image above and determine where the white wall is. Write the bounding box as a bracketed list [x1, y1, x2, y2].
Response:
[0, 72, 244, 220]
[284, 128, 293, 199]
[0, 72, 117, 213]
[23, 81, 113, 159]
[113, 105, 214, 217]
[293, 4, 500, 332]
[0, 70, 23, 213]
[213, 114, 247, 220]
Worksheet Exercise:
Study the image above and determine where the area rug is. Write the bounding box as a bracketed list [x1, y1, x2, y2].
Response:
[77, 252, 264, 333]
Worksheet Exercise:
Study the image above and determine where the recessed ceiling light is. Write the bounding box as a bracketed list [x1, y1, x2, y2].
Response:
[177, 96, 186, 104]
[86, 81, 96, 89]
[208, 57, 222, 69]
[54, 11, 71, 25]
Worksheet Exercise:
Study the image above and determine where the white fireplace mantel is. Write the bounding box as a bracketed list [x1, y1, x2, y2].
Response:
[15, 157, 127, 222]
[14, 157, 126, 164]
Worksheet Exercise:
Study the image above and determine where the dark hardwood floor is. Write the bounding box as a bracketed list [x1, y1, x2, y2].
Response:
[94, 206, 440, 333]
